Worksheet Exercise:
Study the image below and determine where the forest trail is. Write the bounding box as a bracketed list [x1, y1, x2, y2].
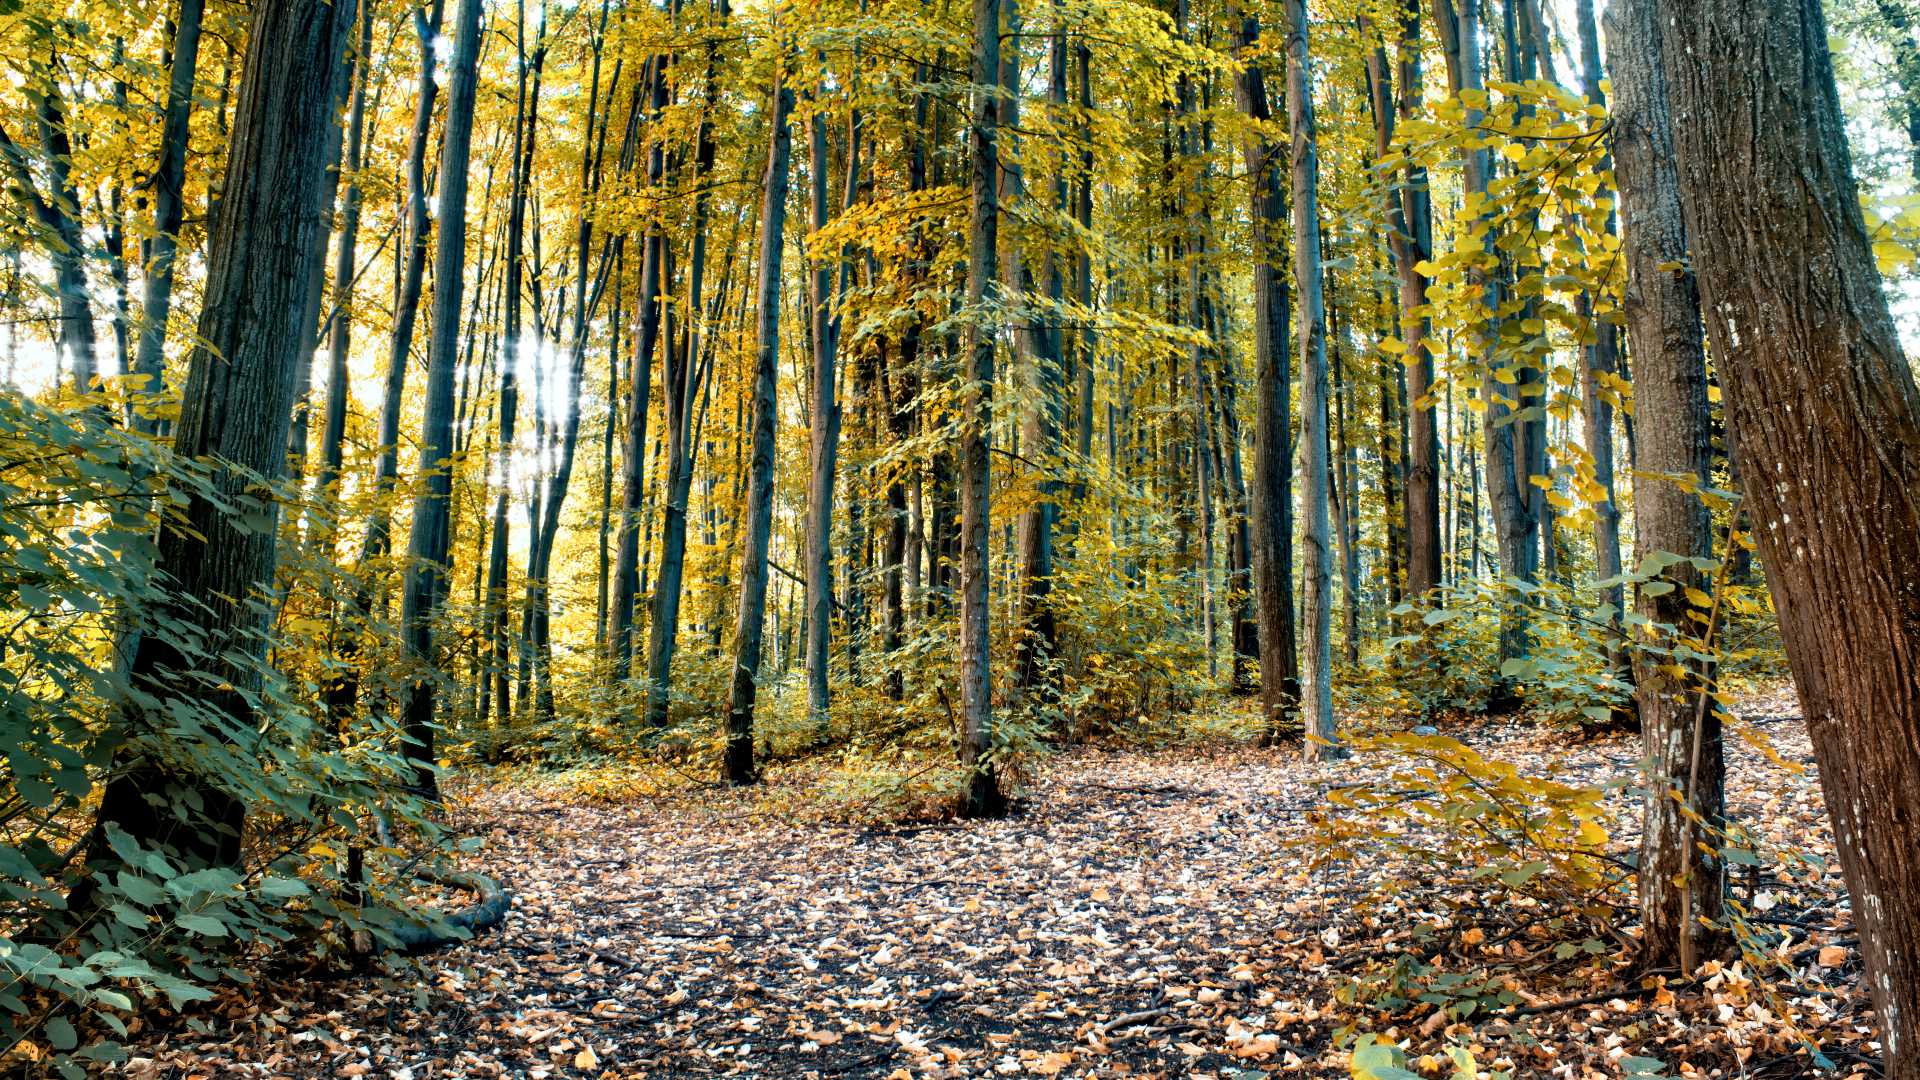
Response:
[125, 693, 1857, 1079]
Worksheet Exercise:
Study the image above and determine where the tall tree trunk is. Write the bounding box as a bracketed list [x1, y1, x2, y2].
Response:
[1234, 4, 1298, 737]
[1013, 15, 1071, 697]
[84, 0, 357, 878]
[1285, 0, 1336, 759]
[1655, 0, 1920, 1060]
[646, 2, 726, 728]
[958, 0, 1007, 818]
[803, 79, 856, 729]
[725, 69, 795, 787]
[610, 55, 672, 679]
[1575, 0, 1631, 702]
[129, 0, 205, 428]
[315, 3, 374, 507]
[397, 0, 484, 797]
[1607, 0, 1722, 971]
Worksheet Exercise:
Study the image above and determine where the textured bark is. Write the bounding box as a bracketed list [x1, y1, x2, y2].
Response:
[1233, 5, 1298, 735]
[1656, 0, 1920, 1060]
[397, 0, 485, 796]
[87, 0, 356, 873]
[725, 73, 794, 787]
[958, 0, 1007, 818]
[1606, 0, 1723, 972]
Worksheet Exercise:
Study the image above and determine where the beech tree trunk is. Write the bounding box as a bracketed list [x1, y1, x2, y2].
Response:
[397, 0, 485, 796]
[129, 0, 205, 428]
[1655, 0, 1920, 1061]
[1606, 0, 1723, 972]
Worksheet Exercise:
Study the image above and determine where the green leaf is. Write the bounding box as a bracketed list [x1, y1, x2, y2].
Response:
[175, 913, 228, 938]
[44, 1016, 76, 1051]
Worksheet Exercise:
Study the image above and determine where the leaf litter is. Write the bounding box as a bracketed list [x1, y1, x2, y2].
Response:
[119, 688, 1877, 1078]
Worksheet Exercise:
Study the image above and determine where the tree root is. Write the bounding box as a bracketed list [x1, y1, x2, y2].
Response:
[384, 867, 511, 956]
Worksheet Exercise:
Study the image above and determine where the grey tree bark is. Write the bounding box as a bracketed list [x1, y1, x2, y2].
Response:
[397, 0, 486, 797]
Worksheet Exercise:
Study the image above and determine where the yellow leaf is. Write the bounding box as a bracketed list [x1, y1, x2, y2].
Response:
[575, 1046, 600, 1070]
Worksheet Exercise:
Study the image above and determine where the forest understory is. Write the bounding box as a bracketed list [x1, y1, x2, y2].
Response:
[115, 686, 1872, 1080]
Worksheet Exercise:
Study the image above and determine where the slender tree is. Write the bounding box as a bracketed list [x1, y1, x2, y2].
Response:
[397, 0, 485, 796]
[725, 63, 795, 787]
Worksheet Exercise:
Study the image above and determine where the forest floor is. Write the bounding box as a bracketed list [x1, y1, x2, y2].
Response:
[121, 687, 1878, 1080]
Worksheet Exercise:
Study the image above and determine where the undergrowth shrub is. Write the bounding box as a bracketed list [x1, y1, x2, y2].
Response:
[0, 392, 461, 1074]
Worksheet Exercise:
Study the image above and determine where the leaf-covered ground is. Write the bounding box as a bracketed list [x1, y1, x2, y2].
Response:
[122, 691, 1876, 1079]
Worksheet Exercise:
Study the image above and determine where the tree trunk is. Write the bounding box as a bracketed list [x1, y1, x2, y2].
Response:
[958, 0, 1007, 818]
[85, 0, 357, 877]
[397, 0, 484, 797]
[645, 5, 725, 728]
[725, 70, 794, 787]
[1234, 4, 1298, 736]
[1656, 0, 1920, 1059]
[1285, 0, 1336, 759]
[1606, 0, 1723, 972]
[129, 0, 205, 428]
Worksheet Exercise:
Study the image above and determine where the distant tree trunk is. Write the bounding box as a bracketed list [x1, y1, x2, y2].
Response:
[315, 3, 374, 506]
[397, 0, 484, 797]
[130, 0, 205, 428]
[1606, 0, 1722, 972]
[85, 0, 357, 877]
[1012, 16, 1071, 698]
[325, 0, 442, 740]
[803, 80, 855, 730]
[1656, 0, 1920, 1059]
[610, 55, 672, 679]
[1285, 0, 1336, 758]
[958, 0, 1007, 818]
[725, 69, 795, 787]
[1234, 4, 1299, 736]
[480, 0, 538, 742]
[0, 59, 97, 392]
[1372, 6, 1440, 603]
[1574, 0, 1631, 701]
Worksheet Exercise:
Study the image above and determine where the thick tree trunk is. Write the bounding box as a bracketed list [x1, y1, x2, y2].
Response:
[958, 0, 1007, 818]
[1606, 0, 1723, 972]
[1655, 0, 1920, 1061]
[397, 0, 485, 797]
[803, 87, 855, 729]
[725, 72, 794, 787]
[86, 0, 356, 876]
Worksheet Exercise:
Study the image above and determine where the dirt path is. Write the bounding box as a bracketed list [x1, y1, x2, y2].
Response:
[125, 696, 1869, 1079]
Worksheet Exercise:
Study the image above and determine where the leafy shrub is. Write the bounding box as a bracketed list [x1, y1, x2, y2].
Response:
[0, 392, 456, 1074]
